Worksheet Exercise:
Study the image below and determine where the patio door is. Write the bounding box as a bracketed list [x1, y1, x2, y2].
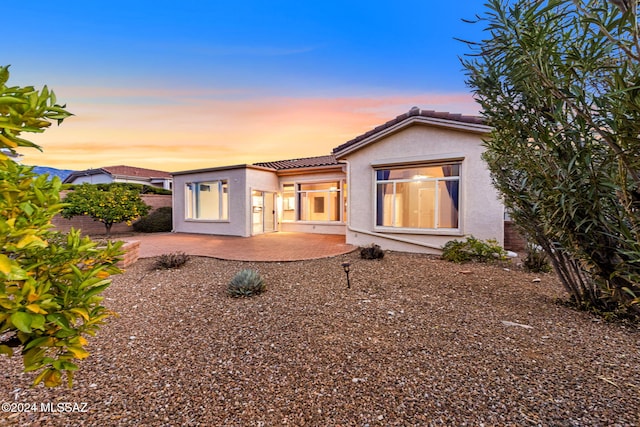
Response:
[252, 190, 276, 235]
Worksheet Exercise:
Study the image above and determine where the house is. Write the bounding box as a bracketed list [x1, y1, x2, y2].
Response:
[171, 107, 504, 254]
[63, 165, 173, 190]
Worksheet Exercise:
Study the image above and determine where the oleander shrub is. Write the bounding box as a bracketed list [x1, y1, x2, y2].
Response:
[154, 252, 190, 269]
[360, 243, 385, 260]
[523, 243, 552, 273]
[442, 236, 507, 263]
[133, 206, 172, 233]
[227, 269, 265, 298]
[463, 0, 640, 317]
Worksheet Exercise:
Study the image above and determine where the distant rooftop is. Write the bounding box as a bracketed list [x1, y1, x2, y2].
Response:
[100, 165, 172, 178]
[63, 165, 172, 183]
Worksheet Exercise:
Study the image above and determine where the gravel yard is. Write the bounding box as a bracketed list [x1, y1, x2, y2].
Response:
[1, 251, 639, 426]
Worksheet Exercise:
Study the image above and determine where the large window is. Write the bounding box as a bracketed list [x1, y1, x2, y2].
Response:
[185, 180, 229, 220]
[298, 182, 341, 221]
[375, 163, 460, 230]
[281, 181, 344, 222]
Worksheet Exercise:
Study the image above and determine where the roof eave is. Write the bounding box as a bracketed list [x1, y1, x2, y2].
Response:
[333, 116, 492, 159]
[62, 168, 110, 183]
[274, 163, 346, 176]
[171, 164, 277, 176]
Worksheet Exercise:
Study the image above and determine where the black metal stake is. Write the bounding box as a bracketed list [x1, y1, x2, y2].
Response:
[341, 262, 351, 289]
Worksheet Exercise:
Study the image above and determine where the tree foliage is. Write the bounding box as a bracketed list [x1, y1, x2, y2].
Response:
[463, 0, 640, 316]
[0, 65, 123, 387]
[0, 65, 71, 159]
[61, 184, 151, 236]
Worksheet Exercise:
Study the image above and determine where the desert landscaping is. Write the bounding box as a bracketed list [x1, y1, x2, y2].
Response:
[1, 251, 639, 426]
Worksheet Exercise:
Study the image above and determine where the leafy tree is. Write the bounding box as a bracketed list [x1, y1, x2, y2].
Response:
[0, 66, 70, 158]
[0, 65, 123, 387]
[61, 183, 151, 237]
[462, 0, 640, 316]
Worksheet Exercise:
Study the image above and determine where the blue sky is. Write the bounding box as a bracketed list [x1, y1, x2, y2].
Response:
[6, 1, 488, 171]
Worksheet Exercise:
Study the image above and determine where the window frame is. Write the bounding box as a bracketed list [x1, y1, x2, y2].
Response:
[184, 179, 229, 221]
[373, 162, 462, 234]
[280, 180, 346, 223]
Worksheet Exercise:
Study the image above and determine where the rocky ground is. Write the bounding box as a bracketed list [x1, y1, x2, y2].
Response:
[1, 251, 639, 426]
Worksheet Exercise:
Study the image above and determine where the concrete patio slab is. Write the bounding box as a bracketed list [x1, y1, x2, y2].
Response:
[121, 232, 356, 262]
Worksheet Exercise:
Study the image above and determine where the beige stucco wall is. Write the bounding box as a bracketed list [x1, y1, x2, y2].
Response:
[69, 174, 113, 185]
[172, 167, 252, 237]
[341, 124, 503, 254]
[246, 168, 281, 236]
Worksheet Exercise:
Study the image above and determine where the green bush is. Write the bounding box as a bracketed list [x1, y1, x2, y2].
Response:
[442, 236, 508, 263]
[0, 65, 122, 388]
[523, 243, 552, 273]
[64, 183, 171, 195]
[0, 162, 122, 387]
[360, 243, 385, 260]
[154, 252, 189, 269]
[61, 183, 151, 236]
[133, 206, 172, 233]
[227, 269, 266, 298]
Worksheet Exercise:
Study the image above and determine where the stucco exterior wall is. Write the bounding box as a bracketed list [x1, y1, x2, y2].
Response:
[172, 167, 250, 236]
[246, 168, 281, 236]
[341, 124, 503, 254]
[69, 174, 113, 185]
[277, 169, 346, 235]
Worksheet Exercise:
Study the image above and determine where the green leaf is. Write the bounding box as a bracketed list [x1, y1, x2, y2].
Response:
[11, 311, 33, 333]
[0, 65, 9, 86]
[84, 282, 111, 299]
[46, 313, 71, 330]
[19, 201, 34, 216]
[30, 314, 45, 331]
[0, 254, 12, 275]
[0, 96, 29, 105]
[23, 336, 52, 351]
[0, 344, 13, 357]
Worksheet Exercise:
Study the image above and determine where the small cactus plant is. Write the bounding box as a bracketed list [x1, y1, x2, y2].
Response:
[227, 269, 266, 297]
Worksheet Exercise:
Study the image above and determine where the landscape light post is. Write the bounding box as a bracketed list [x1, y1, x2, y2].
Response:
[341, 262, 351, 289]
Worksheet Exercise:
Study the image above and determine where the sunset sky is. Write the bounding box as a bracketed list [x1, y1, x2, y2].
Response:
[7, 1, 488, 172]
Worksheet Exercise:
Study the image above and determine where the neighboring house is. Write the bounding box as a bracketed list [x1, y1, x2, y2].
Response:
[172, 107, 504, 254]
[64, 165, 173, 190]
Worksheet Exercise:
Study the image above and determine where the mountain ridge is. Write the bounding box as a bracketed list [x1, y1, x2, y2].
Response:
[28, 165, 75, 181]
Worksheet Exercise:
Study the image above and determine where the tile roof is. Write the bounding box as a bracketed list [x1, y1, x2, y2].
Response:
[332, 107, 486, 154]
[63, 165, 172, 183]
[253, 154, 340, 170]
[99, 165, 172, 179]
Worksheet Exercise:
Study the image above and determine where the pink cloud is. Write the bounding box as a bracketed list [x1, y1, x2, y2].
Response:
[19, 90, 479, 171]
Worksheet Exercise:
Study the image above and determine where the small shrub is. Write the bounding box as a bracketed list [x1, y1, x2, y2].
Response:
[442, 236, 508, 263]
[67, 183, 172, 195]
[228, 269, 266, 297]
[154, 252, 190, 269]
[360, 243, 385, 260]
[523, 243, 552, 273]
[133, 206, 173, 233]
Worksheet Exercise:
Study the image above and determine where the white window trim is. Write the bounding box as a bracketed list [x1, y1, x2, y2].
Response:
[184, 179, 230, 222]
[372, 162, 463, 234]
[280, 179, 347, 223]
